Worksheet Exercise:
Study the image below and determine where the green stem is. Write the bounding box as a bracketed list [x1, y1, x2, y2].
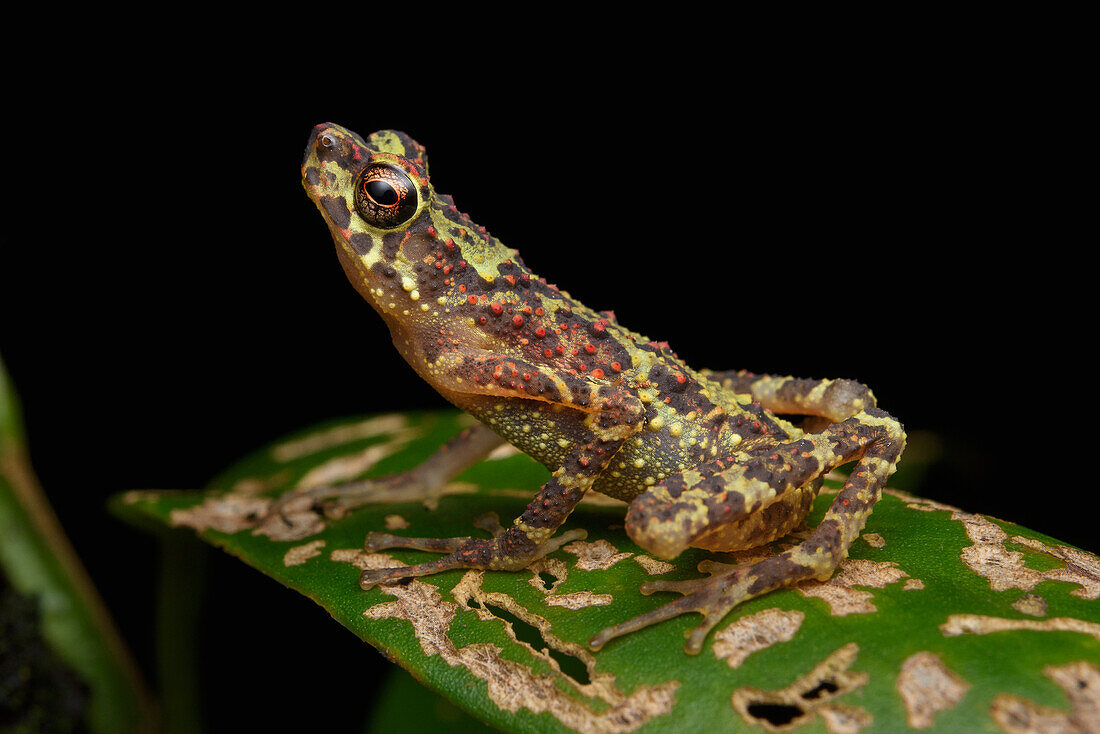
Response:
[156, 532, 208, 734]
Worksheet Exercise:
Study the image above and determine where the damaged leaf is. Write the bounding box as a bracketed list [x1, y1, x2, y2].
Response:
[112, 411, 1100, 733]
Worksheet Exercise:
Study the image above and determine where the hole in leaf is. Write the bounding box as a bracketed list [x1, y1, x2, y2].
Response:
[482, 602, 590, 685]
[538, 572, 558, 590]
[801, 679, 839, 700]
[746, 701, 806, 727]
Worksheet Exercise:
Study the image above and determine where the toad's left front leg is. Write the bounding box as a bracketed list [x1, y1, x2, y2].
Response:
[590, 408, 905, 653]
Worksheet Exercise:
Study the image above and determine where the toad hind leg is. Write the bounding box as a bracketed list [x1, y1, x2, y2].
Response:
[591, 407, 905, 653]
[359, 392, 644, 589]
[261, 423, 506, 528]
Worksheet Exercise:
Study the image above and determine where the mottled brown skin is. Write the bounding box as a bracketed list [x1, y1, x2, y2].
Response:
[292, 124, 906, 653]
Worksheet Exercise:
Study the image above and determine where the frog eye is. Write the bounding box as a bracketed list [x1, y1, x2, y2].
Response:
[354, 163, 418, 228]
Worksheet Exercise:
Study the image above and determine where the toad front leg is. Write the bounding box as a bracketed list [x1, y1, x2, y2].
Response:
[591, 374, 905, 653]
[359, 376, 645, 588]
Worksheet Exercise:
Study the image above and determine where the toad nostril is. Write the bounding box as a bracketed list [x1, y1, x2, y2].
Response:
[320, 132, 337, 149]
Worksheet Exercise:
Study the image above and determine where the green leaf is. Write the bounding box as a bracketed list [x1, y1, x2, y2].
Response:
[0, 356, 155, 734]
[113, 410, 1100, 733]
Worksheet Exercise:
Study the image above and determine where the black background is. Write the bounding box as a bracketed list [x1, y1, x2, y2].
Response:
[2, 44, 1088, 731]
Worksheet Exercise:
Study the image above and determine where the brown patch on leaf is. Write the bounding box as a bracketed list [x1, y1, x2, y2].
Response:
[545, 592, 614, 609]
[330, 548, 393, 570]
[1008, 535, 1100, 600]
[940, 614, 1100, 642]
[896, 652, 969, 729]
[816, 704, 873, 734]
[903, 579, 925, 591]
[730, 643, 870, 732]
[528, 557, 569, 594]
[797, 559, 913, 615]
[633, 555, 676, 576]
[294, 443, 407, 490]
[251, 501, 327, 542]
[891, 490, 1100, 600]
[449, 571, 607, 691]
[990, 661, 1099, 733]
[169, 494, 272, 534]
[283, 539, 326, 566]
[270, 414, 417, 461]
[564, 540, 633, 570]
[860, 533, 885, 548]
[167, 490, 325, 542]
[1011, 593, 1049, 617]
[384, 514, 409, 530]
[170, 419, 426, 542]
[903, 503, 937, 513]
[712, 608, 805, 669]
[330, 558, 679, 733]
